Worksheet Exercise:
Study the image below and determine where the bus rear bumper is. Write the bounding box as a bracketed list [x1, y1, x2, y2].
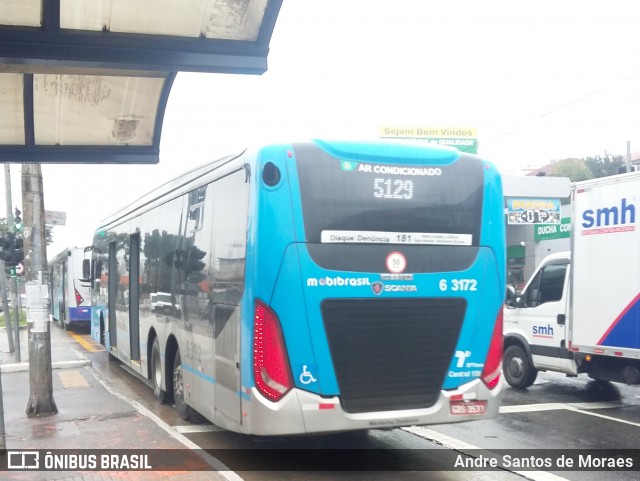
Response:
[69, 307, 92, 322]
[245, 376, 503, 436]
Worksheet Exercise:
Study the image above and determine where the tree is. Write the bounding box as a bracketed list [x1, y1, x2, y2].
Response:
[584, 154, 626, 178]
[0, 218, 7, 237]
[550, 158, 594, 182]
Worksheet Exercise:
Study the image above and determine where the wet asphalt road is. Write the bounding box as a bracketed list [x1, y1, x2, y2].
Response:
[73, 328, 640, 481]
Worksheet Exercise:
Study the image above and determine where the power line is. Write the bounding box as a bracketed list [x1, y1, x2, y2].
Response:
[481, 69, 640, 149]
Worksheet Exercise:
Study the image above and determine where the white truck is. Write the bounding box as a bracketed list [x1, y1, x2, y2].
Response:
[503, 171, 640, 388]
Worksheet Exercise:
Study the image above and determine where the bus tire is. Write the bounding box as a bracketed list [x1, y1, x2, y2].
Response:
[173, 349, 195, 422]
[503, 344, 538, 389]
[59, 303, 68, 330]
[99, 315, 106, 346]
[151, 338, 169, 404]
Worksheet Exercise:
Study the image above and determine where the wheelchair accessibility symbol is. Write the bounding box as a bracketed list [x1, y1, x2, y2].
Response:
[299, 365, 317, 385]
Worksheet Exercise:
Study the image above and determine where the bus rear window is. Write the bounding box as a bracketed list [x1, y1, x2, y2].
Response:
[295, 144, 483, 246]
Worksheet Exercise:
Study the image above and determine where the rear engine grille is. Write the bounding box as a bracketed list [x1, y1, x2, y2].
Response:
[322, 298, 466, 414]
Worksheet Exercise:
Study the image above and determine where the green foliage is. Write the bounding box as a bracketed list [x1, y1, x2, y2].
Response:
[550, 158, 594, 182]
[545, 153, 629, 183]
[0, 308, 27, 327]
[584, 154, 626, 178]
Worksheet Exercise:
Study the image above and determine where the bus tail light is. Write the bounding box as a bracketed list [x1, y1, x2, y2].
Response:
[481, 309, 503, 390]
[74, 287, 84, 305]
[253, 300, 293, 402]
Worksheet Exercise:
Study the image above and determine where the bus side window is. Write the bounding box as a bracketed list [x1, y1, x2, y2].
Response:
[82, 259, 91, 281]
[94, 260, 103, 288]
[188, 186, 206, 232]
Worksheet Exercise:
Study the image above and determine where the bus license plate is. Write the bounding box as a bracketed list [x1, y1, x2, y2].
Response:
[450, 400, 486, 415]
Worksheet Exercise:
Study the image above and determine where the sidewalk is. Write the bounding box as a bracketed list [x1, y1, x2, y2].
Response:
[0, 324, 90, 373]
[0, 324, 228, 481]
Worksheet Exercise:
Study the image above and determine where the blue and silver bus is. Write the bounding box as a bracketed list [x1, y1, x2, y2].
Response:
[50, 246, 92, 330]
[90, 140, 505, 435]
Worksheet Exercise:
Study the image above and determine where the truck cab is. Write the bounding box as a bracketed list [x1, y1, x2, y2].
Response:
[503, 251, 577, 388]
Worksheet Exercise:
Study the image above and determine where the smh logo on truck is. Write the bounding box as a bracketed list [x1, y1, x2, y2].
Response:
[581, 197, 636, 236]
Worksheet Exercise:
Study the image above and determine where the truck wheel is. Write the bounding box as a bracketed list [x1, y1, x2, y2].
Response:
[504, 345, 538, 389]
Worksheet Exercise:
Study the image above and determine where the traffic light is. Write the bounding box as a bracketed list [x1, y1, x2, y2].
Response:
[14, 207, 23, 232]
[0, 235, 7, 260]
[13, 235, 24, 265]
[0, 232, 24, 267]
[185, 246, 206, 272]
[164, 246, 206, 272]
[0, 233, 15, 265]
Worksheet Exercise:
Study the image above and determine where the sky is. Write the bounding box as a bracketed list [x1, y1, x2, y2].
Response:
[3, 0, 640, 260]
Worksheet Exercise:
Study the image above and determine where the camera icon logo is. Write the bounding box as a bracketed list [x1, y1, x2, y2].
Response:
[7, 451, 40, 470]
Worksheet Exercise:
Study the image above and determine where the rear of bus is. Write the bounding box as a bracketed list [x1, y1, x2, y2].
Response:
[68, 248, 92, 326]
[244, 140, 505, 435]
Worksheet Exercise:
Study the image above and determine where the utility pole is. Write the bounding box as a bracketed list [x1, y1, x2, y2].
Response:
[0, 352, 5, 451]
[0, 259, 14, 353]
[22, 163, 57, 417]
[3, 164, 16, 355]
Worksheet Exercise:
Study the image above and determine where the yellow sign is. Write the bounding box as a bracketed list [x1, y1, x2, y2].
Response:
[379, 126, 477, 139]
[379, 126, 478, 153]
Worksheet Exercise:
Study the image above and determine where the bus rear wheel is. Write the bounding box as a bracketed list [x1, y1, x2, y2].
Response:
[60, 303, 68, 330]
[151, 338, 169, 404]
[504, 344, 538, 389]
[173, 350, 196, 422]
[99, 316, 106, 346]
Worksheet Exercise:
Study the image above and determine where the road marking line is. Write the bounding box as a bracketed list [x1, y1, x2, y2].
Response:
[175, 424, 224, 434]
[86, 366, 244, 481]
[68, 331, 103, 352]
[501, 401, 640, 427]
[500, 401, 622, 414]
[500, 403, 567, 413]
[58, 369, 90, 389]
[564, 405, 640, 427]
[404, 426, 478, 450]
[566, 401, 624, 410]
[404, 426, 571, 481]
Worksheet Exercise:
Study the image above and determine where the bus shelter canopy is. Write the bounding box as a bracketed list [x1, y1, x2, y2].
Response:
[0, 0, 283, 164]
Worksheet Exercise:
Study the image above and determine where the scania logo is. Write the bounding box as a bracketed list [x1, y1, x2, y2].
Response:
[371, 281, 418, 295]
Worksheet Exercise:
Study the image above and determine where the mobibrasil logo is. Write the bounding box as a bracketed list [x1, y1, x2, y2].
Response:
[306, 276, 371, 287]
[581, 197, 636, 236]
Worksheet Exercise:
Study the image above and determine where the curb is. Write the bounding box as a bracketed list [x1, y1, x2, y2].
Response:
[0, 358, 91, 373]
